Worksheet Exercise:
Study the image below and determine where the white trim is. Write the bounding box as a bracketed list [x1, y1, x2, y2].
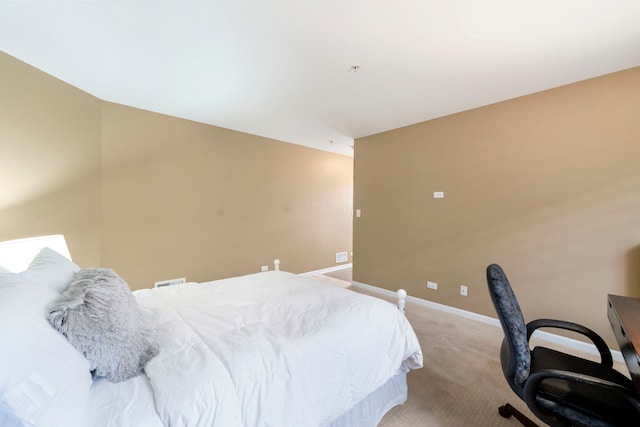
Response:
[350, 280, 624, 363]
[301, 263, 352, 277]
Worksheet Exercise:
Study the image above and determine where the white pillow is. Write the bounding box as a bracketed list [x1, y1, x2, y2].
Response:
[22, 247, 80, 293]
[0, 266, 10, 274]
[0, 275, 92, 427]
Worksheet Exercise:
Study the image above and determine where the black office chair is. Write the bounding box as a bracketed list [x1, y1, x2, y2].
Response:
[486, 263, 640, 427]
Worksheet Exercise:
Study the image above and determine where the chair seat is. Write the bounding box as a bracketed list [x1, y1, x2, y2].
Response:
[531, 346, 639, 426]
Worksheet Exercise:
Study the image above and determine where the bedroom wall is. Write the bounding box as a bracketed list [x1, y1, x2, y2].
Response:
[0, 52, 353, 288]
[100, 103, 353, 289]
[353, 66, 640, 346]
[0, 51, 102, 268]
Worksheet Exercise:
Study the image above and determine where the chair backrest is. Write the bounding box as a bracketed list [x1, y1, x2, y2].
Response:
[487, 264, 531, 396]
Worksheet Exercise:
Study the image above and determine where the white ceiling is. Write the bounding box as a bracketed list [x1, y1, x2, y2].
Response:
[2, 1, 639, 157]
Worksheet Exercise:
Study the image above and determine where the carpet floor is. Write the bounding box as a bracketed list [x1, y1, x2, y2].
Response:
[316, 268, 630, 426]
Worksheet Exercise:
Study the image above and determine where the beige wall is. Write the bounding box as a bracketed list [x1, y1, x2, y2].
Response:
[0, 52, 353, 289]
[101, 103, 353, 289]
[0, 52, 102, 267]
[354, 67, 640, 346]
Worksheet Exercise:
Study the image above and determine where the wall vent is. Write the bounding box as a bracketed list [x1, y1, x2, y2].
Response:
[336, 251, 349, 263]
[154, 277, 186, 288]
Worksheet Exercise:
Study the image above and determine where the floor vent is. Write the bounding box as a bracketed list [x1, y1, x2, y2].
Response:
[154, 277, 186, 288]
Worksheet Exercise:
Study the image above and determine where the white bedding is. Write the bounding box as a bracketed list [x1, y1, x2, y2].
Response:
[88, 376, 164, 427]
[134, 271, 423, 427]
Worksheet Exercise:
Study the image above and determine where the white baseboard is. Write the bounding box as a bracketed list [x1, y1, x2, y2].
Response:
[350, 280, 624, 363]
[301, 263, 352, 277]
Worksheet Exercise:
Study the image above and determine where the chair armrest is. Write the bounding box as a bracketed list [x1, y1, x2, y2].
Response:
[526, 318, 613, 368]
[523, 369, 640, 424]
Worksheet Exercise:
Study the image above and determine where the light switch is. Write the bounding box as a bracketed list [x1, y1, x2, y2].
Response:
[433, 191, 444, 199]
[356, 209, 361, 217]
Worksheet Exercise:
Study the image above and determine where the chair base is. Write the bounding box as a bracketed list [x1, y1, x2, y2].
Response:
[498, 403, 539, 427]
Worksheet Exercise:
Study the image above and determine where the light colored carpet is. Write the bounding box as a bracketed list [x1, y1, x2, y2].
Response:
[348, 285, 531, 426]
[321, 267, 353, 283]
[376, 295, 533, 426]
[315, 269, 630, 426]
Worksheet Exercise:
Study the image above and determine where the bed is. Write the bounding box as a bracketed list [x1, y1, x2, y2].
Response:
[0, 236, 423, 427]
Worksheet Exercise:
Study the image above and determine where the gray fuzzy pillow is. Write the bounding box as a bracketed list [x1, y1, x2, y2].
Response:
[47, 268, 159, 383]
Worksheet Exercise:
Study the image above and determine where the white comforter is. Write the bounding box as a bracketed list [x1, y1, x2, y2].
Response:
[134, 271, 423, 427]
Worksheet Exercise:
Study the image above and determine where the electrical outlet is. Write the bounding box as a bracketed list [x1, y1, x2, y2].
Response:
[427, 281, 438, 290]
[261, 265, 269, 272]
[460, 285, 468, 296]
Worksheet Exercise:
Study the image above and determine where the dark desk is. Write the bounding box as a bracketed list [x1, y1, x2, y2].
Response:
[607, 294, 640, 391]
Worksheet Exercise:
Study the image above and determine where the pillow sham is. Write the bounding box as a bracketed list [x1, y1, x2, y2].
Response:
[47, 268, 159, 383]
[0, 275, 92, 427]
[23, 247, 80, 293]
